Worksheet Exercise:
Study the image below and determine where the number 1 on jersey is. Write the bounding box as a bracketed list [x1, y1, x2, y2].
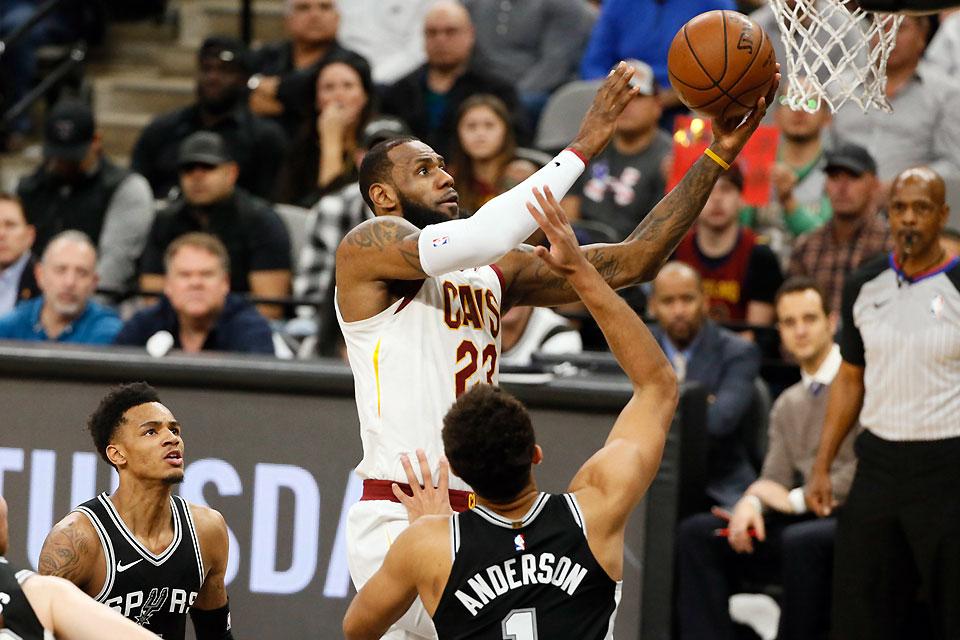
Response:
[455, 340, 497, 396]
[502, 608, 539, 640]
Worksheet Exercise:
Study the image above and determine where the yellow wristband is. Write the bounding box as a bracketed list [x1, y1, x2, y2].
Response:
[704, 148, 731, 171]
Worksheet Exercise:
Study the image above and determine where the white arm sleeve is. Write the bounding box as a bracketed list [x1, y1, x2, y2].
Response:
[417, 148, 587, 276]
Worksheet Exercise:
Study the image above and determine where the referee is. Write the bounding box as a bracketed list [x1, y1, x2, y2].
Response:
[807, 166, 960, 640]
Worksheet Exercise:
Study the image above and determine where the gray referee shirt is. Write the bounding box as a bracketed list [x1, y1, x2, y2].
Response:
[841, 253, 960, 441]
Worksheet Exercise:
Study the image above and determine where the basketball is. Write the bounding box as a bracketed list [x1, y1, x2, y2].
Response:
[667, 10, 777, 120]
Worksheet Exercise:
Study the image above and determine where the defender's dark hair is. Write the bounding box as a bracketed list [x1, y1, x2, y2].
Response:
[442, 385, 536, 503]
[358, 136, 418, 211]
[87, 383, 162, 466]
[775, 276, 831, 318]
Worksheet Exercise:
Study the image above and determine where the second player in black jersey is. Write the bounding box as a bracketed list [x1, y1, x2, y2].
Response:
[1, 496, 161, 640]
[344, 184, 680, 638]
[38, 383, 234, 640]
[433, 493, 619, 639]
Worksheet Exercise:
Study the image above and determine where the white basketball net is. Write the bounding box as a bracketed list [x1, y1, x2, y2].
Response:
[769, 0, 903, 113]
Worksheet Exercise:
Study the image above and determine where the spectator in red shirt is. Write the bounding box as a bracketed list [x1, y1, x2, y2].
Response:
[674, 164, 784, 329]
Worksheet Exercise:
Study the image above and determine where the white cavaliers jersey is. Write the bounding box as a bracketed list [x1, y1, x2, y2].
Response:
[336, 266, 504, 492]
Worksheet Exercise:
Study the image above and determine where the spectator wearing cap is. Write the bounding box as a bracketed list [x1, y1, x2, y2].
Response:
[116, 233, 274, 355]
[0, 193, 39, 315]
[463, 0, 595, 122]
[0, 230, 121, 345]
[16, 100, 155, 297]
[788, 142, 891, 319]
[138, 132, 292, 320]
[131, 36, 288, 201]
[290, 116, 411, 356]
[274, 54, 375, 207]
[248, 0, 367, 139]
[674, 164, 784, 329]
[831, 15, 960, 199]
[379, 0, 525, 159]
[561, 60, 673, 242]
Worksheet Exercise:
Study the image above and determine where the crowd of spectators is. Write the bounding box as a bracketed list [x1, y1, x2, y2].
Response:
[2, 1, 960, 637]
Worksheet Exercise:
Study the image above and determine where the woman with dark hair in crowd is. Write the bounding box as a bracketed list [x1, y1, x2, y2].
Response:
[275, 54, 375, 207]
[448, 94, 517, 216]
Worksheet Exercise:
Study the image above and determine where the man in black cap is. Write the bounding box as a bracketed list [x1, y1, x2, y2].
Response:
[131, 36, 288, 201]
[138, 131, 292, 319]
[16, 99, 155, 296]
[788, 141, 892, 319]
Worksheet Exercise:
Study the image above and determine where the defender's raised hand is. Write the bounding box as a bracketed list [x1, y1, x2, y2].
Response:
[526, 187, 591, 279]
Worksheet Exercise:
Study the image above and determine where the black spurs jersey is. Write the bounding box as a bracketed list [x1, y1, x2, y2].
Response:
[0, 558, 48, 640]
[433, 493, 621, 640]
[73, 493, 204, 640]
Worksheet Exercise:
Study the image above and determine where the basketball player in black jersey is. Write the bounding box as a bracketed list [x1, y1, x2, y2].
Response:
[0, 498, 161, 640]
[343, 186, 679, 639]
[36, 383, 234, 640]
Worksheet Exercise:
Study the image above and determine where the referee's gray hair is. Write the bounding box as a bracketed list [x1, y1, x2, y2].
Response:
[41, 230, 97, 264]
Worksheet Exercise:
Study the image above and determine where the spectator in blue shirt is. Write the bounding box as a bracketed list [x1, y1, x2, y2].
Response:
[580, 0, 735, 118]
[0, 230, 121, 344]
[115, 232, 274, 355]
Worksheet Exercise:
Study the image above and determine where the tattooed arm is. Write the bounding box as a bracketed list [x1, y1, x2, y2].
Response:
[37, 512, 100, 595]
[499, 73, 780, 310]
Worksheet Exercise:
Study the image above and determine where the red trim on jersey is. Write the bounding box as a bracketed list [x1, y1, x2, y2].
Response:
[565, 146, 588, 166]
[394, 280, 425, 314]
[489, 263, 506, 293]
[360, 479, 474, 512]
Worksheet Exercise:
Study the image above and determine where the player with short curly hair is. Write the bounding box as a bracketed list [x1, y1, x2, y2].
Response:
[38, 382, 235, 640]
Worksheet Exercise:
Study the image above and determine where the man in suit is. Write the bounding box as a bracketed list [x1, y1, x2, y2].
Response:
[675, 276, 858, 640]
[0, 193, 39, 315]
[649, 261, 761, 509]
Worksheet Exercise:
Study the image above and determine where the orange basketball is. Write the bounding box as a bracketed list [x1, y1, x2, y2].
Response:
[667, 10, 777, 120]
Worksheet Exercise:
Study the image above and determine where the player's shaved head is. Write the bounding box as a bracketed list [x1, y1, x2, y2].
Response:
[651, 261, 702, 297]
[892, 166, 946, 206]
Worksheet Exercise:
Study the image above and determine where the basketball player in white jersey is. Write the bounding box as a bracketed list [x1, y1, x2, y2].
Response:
[37, 383, 234, 640]
[342, 184, 678, 640]
[336, 62, 779, 638]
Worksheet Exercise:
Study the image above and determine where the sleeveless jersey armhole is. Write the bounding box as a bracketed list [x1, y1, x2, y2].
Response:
[72, 506, 116, 602]
[449, 513, 461, 563]
[563, 493, 589, 540]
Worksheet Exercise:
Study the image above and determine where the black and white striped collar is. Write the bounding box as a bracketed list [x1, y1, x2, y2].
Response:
[97, 492, 182, 566]
[471, 493, 550, 530]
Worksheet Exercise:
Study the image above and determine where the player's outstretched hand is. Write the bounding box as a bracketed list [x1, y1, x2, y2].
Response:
[570, 61, 641, 159]
[526, 187, 591, 279]
[393, 449, 453, 523]
[710, 65, 781, 163]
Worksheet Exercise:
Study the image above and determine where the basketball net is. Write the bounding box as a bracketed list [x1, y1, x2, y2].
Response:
[769, 0, 903, 113]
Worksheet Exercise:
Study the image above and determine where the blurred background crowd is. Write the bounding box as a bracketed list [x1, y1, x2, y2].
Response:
[3, 1, 960, 638]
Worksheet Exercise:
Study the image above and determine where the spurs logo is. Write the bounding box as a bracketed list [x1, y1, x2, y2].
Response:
[135, 587, 169, 627]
